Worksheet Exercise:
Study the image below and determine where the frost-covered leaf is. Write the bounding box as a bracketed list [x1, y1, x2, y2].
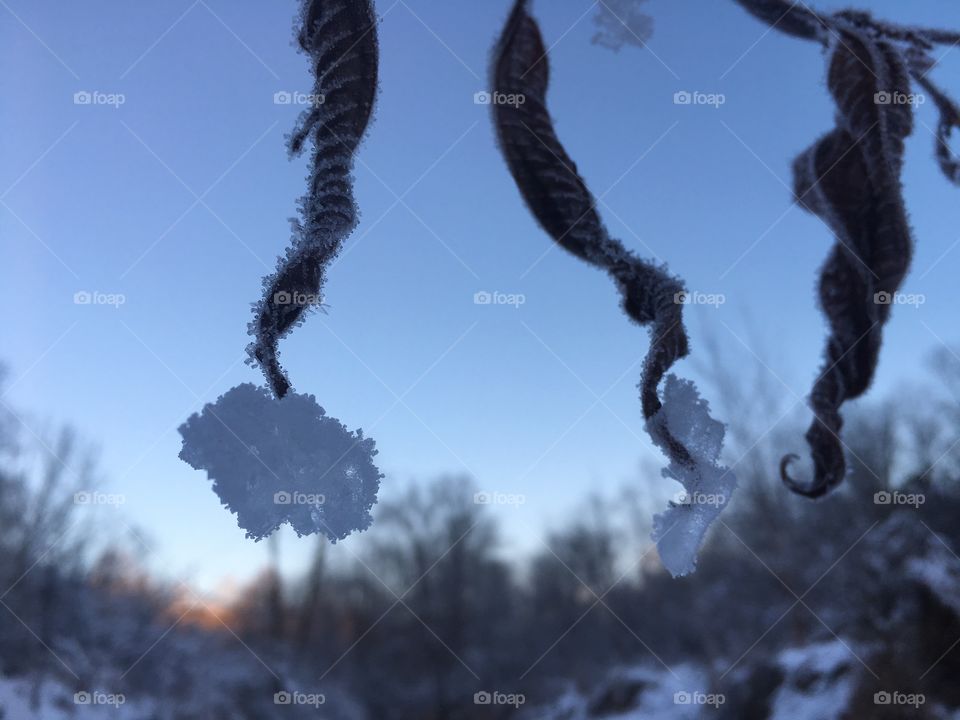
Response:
[732, 0, 828, 42]
[248, 0, 379, 398]
[492, 0, 735, 574]
[591, 0, 653, 53]
[178, 383, 382, 541]
[782, 26, 913, 497]
[912, 70, 960, 185]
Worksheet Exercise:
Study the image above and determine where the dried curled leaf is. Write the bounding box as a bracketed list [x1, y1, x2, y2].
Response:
[493, 0, 690, 458]
[912, 71, 960, 185]
[492, 0, 736, 575]
[732, 0, 828, 42]
[782, 25, 914, 497]
[248, 0, 379, 398]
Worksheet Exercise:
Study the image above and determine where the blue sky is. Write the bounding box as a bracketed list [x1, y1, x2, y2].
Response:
[3, 0, 960, 593]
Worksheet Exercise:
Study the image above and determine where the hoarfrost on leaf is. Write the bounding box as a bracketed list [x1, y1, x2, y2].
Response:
[248, 0, 379, 398]
[648, 375, 737, 577]
[178, 383, 382, 542]
[591, 0, 653, 52]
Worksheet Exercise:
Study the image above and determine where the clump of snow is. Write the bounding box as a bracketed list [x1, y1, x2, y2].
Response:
[526, 663, 709, 720]
[647, 375, 737, 577]
[906, 537, 960, 615]
[178, 383, 382, 541]
[777, 639, 854, 676]
[770, 640, 856, 720]
[591, 0, 653, 52]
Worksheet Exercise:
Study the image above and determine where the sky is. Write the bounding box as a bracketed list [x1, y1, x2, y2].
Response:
[3, 0, 960, 594]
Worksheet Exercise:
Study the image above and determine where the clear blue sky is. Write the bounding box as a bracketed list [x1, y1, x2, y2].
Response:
[3, 0, 960, 593]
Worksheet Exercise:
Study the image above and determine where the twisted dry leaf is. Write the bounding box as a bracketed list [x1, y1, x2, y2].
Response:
[248, 0, 379, 398]
[911, 70, 960, 185]
[492, 0, 735, 575]
[731, 0, 828, 41]
[782, 24, 914, 497]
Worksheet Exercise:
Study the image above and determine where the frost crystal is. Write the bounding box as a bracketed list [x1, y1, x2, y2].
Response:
[591, 0, 653, 52]
[178, 383, 382, 542]
[648, 375, 737, 577]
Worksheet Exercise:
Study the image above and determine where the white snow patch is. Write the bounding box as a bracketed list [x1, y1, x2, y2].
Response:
[591, 0, 653, 52]
[770, 640, 857, 720]
[906, 544, 960, 615]
[529, 663, 712, 719]
[0, 676, 155, 719]
[178, 383, 382, 541]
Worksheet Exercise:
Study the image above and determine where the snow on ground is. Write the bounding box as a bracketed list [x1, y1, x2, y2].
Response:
[768, 639, 857, 720]
[528, 663, 711, 719]
[906, 539, 960, 616]
[0, 676, 155, 719]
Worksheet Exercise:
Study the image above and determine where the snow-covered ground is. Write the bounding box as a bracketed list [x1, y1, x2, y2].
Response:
[527, 640, 865, 720]
[0, 677, 156, 719]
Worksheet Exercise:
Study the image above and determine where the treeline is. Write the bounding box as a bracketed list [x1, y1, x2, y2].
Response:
[3, 349, 960, 718]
